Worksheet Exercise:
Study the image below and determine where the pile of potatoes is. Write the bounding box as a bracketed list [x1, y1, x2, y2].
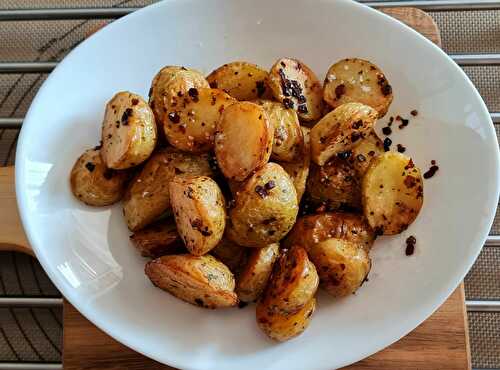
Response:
[70, 57, 424, 342]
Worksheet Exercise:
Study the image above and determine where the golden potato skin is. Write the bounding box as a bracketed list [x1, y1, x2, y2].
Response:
[226, 163, 298, 247]
[362, 152, 424, 235]
[123, 148, 213, 231]
[145, 254, 238, 308]
[284, 212, 375, 252]
[215, 102, 273, 181]
[278, 126, 311, 202]
[348, 130, 384, 176]
[267, 57, 324, 122]
[130, 220, 185, 258]
[149, 66, 209, 126]
[70, 148, 129, 206]
[163, 88, 236, 153]
[206, 61, 272, 101]
[101, 92, 157, 169]
[306, 157, 361, 210]
[236, 243, 279, 302]
[310, 102, 378, 166]
[260, 246, 319, 314]
[211, 239, 248, 273]
[256, 297, 316, 342]
[309, 239, 371, 297]
[169, 176, 226, 256]
[323, 58, 393, 117]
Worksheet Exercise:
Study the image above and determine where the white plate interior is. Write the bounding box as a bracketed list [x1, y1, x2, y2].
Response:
[16, 0, 500, 369]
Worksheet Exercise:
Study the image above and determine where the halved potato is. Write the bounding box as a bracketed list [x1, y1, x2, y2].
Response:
[123, 148, 213, 231]
[215, 101, 273, 181]
[169, 176, 226, 256]
[145, 254, 238, 308]
[149, 66, 209, 125]
[284, 212, 375, 252]
[256, 297, 316, 342]
[206, 61, 272, 101]
[226, 163, 298, 247]
[362, 152, 424, 235]
[310, 238, 370, 297]
[70, 148, 129, 206]
[236, 243, 280, 302]
[267, 58, 324, 121]
[306, 157, 361, 210]
[349, 130, 384, 176]
[101, 91, 157, 169]
[130, 220, 185, 258]
[310, 102, 378, 166]
[164, 88, 236, 153]
[211, 238, 248, 273]
[278, 126, 311, 202]
[260, 246, 319, 314]
[323, 58, 393, 117]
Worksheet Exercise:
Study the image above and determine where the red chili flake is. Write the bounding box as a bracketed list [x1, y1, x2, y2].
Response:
[121, 108, 133, 125]
[397, 144, 406, 153]
[431, 160, 436, 165]
[404, 175, 417, 188]
[423, 165, 439, 179]
[131, 98, 139, 106]
[188, 88, 199, 101]
[335, 84, 346, 99]
[398, 117, 409, 129]
[410, 109, 418, 116]
[404, 159, 415, 170]
[368, 150, 376, 157]
[405, 236, 416, 256]
[85, 162, 95, 172]
[168, 112, 181, 124]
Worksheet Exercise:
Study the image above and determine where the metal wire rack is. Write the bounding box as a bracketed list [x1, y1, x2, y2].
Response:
[0, 1, 499, 369]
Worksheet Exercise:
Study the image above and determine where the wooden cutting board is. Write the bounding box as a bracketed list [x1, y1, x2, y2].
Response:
[0, 7, 470, 370]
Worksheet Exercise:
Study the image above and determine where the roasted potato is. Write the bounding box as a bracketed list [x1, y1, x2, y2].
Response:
[206, 61, 272, 101]
[306, 157, 361, 210]
[145, 254, 238, 308]
[211, 238, 248, 273]
[260, 245, 318, 314]
[163, 88, 236, 153]
[226, 163, 298, 247]
[309, 238, 371, 297]
[284, 212, 375, 252]
[70, 148, 129, 206]
[254, 100, 303, 162]
[278, 126, 311, 202]
[101, 92, 157, 169]
[348, 130, 384, 176]
[267, 58, 324, 122]
[130, 220, 185, 258]
[256, 297, 316, 342]
[310, 102, 378, 166]
[323, 58, 393, 117]
[149, 66, 209, 126]
[236, 243, 279, 302]
[169, 176, 226, 256]
[362, 152, 424, 235]
[123, 148, 213, 231]
[215, 101, 273, 181]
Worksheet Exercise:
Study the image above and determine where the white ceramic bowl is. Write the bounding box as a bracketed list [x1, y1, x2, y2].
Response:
[16, 0, 500, 369]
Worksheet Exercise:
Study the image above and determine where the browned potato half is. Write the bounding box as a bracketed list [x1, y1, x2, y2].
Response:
[323, 58, 393, 117]
[284, 212, 375, 252]
[267, 57, 324, 122]
[211, 238, 248, 273]
[254, 100, 303, 162]
[123, 148, 213, 231]
[130, 220, 185, 258]
[260, 246, 318, 314]
[164, 88, 236, 153]
[307, 157, 361, 210]
[145, 254, 238, 308]
[310, 102, 378, 166]
[348, 130, 384, 176]
[215, 102, 273, 181]
[362, 152, 424, 235]
[169, 176, 226, 256]
[256, 297, 316, 342]
[236, 243, 279, 302]
[70, 148, 129, 206]
[309, 238, 371, 297]
[206, 61, 272, 101]
[226, 163, 298, 247]
[101, 92, 157, 169]
[278, 126, 311, 202]
[149, 66, 209, 125]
